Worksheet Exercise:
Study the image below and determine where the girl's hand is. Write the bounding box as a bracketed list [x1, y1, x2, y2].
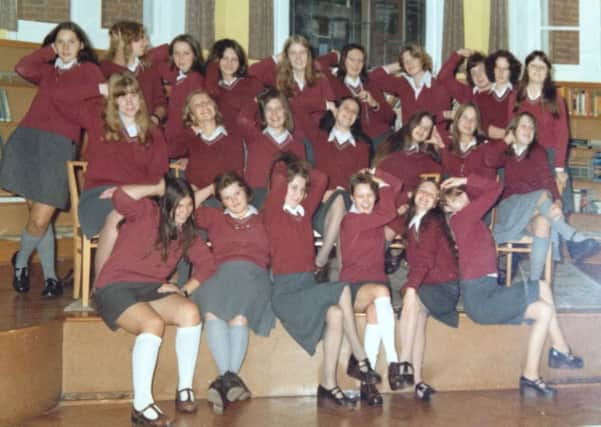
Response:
[504, 131, 515, 145]
[456, 48, 474, 58]
[441, 176, 467, 190]
[442, 110, 455, 120]
[98, 83, 109, 97]
[157, 283, 180, 294]
[173, 158, 189, 170]
[426, 127, 445, 149]
[326, 101, 337, 115]
[403, 287, 417, 306]
[156, 177, 166, 196]
[99, 186, 117, 199]
[397, 203, 409, 216]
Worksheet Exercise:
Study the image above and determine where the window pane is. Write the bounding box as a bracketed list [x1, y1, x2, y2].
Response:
[542, 30, 579, 64]
[541, 0, 579, 27]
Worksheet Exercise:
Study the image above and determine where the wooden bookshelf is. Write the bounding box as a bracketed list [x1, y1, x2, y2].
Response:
[557, 82, 601, 141]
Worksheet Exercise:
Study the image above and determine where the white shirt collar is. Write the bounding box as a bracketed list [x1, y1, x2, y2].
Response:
[198, 125, 228, 141]
[220, 77, 239, 87]
[460, 138, 477, 153]
[349, 204, 362, 214]
[402, 71, 432, 98]
[263, 127, 290, 144]
[128, 57, 141, 73]
[409, 211, 427, 233]
[513, 144, 528, 156]
[176, 69, 187, 81]
[472, 85, 490, 95]
[119, 114, 138, 137]
[54, 57, 77, 70]
[344, 75, 362, 89]
[527, 87, 542, 101]
[224, 204, 258, 219]
[283, 203, 305, 217]
[328, 128, 356, 147]
[491, 82, 512, 97]
[294, 76, 305, 91]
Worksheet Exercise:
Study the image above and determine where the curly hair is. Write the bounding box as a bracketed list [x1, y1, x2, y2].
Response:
[399, 43, 432, 73]
[105, 21, 149, 68]
[208, 38, 249, 78]
[485, 50, 522, 86]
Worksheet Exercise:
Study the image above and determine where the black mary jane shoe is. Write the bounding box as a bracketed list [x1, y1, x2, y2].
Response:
[388, 362, 403, 390]
[548, 347, 584, 369]
[317, 385, 356, 409]
[414, 382, 436, 402]
[519, 376, 557, 399]
[131, 403, 173, 426]
[41, 278, 63, 298]
[175, 388, 198, 413]
[223, 371, 252, 401]
[11, 252, 30, 293]
[347, 354, 382, 385]
[384, 241, 405, 275]
[567, 238, 601, 263]
[398, 361, 415, 389]
[360, 382, 383, 407]
[207, 376, 229, 414]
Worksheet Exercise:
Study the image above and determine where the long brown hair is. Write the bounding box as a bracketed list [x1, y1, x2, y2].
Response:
[277, 35, 319, 97]
[514, 50, 560, 118]
[105, 21, 149, 68]
[257, 88, 294, 131]
[449, 103, 485, 155]
[42, 21, 98, 64]
[102, 72, 151, 144]
[504, 111, 538, 159]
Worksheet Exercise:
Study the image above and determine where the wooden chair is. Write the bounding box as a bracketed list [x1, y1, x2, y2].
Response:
[66, 160, 98, 308]
[419, 172, 441, 183]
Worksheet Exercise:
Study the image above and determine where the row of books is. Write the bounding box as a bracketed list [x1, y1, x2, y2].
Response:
[0, 88, 12, 122]
[559, 87, 601, 117]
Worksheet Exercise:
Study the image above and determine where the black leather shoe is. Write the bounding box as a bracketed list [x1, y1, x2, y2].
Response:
[41, 278, 63, 297]
[519, 376, 556, 398]
[385, 242, 404, 275]
[207, 376, 228, 414]
[398, 361, 415, 388]
[317, 385, 356, 408]
[347, 354, 382, 384]
[567, 238, 601, 263]
[414, 382, 436, 402]
[11, 252, 30, 293]
[388, 362, 403, 390]
[175, 388, 198, 413]
[131, 403, 173, 426]
[314, 264, 330, 283]
[548, 347, 584, 369]
[360, 382, 383, 406]
[223, 371, 251, 401]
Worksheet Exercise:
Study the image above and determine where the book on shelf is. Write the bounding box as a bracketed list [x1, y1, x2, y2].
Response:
[0, 88, 11, 122]
[559, 86, 601, 117]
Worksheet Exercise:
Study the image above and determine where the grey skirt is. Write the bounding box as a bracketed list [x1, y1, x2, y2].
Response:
[79, 185, 114, 238]
[0, 127, 75, 209]
[312, 189, 352, 236]
[272, 272, 346, 355]
[95, 282, 172, 331]
[460, 275, 539, 325]
[416, 281, 460, 327]
[190, 260, 275, 336]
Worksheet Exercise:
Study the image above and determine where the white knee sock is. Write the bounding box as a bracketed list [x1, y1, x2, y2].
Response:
[374, 296, 399, 364]
[132, 333, 162, 419]
[176, 323, 202, 399]
[363, 323, 381, 369]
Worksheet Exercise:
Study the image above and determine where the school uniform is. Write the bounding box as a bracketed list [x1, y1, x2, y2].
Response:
[264, 164, 346, 355]
[94, 188, 215, 330]
[0, 46, 104, 209]
[450, 175, 540, 325]
[190, 205, 275, 336]
[440, 132, 506, 181]
[437, 51, 474, 104]
[170, 125, 244, 189]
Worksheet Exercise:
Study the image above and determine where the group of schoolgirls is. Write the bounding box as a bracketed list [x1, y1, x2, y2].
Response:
[0, 19, 596, 427]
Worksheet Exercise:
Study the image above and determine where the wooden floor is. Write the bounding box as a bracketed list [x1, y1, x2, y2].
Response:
[21, 385, 601, 427]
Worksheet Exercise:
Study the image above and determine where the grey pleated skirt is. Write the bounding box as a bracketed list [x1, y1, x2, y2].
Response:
[95, 282, 172, 331]
[272, 272, 346, 355]
[190, 260, 275, 336]
[0, 127, 75, 209]
[416, 281, 460, 327]
[492, 190, 544, 244]
[312, 189, 352, 236]
[78, 185, 114, 238]
[460, 275, 539, 325]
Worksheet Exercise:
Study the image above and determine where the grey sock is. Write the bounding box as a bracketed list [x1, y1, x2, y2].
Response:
[205, 318, 230, 375]
[16, 230, 43, 270]
[229, 324, 249, 373]
[538, 198, 578, 241]
[530, 236, 549, 281]
[37, 225, 57, 280]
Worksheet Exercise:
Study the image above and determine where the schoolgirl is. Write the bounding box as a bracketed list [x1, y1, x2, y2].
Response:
[0, 22, 104, 296]
[52, 72, 168, 277]
[170, 90, 244, 196]
[188, 173, 275, 413]
[398, 179, 460, 401]
[250, 35, 335, 135]
[338, 169, 403, 397]
[437, 48, 491, 105]
[316, 44, 395, 148]
[237, 88, 307, 207]
[100, 21, 167, 125]
[205, 38, 264, 131]
[441, 174, 583, 398]
[493, 113, 600, 280]
[93, 178, 215, 426]
[310, 97, 371, 281]
[263, 153, 382, 408]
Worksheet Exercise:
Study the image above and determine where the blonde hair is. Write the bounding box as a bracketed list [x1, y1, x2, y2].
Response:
[105, 21, 149, 68]
[102, 72, 150, 144]
[181, 90, 224, 128]
[277, 35, 319, 98]
[399, 43, 432, 73]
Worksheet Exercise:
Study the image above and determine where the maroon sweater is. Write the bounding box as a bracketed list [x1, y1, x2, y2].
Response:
[449, 175, 502, 280]
[437, 52, 473, 104]
[502, 144, 561, 201]
[15, 46, 105, 142]
[312, 130, 370, 190]
[205, 61, 264, 132]
[316, 52, 394, 139]
[404, 214, 458, 289]
[95, 189, 215, 289]
[263, 164, 328, 275]
[195, 207, 270, 268]
[237, 102, 306, 188]
[508, 91, 569, 168]
[170, 128, 244, 189]
[339, 170, 401, 284]
[51, 83, 168, 189]
[100, 59, 167, 116]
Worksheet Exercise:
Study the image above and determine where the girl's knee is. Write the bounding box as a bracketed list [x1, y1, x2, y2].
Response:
[143, 315, 165, 336]
[229, 315, 248, 326]
[326, 305, 343, 323]
[366, 304, 378, 323]
[179, 301, 201, 326]
[532, 215, 550, 236]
